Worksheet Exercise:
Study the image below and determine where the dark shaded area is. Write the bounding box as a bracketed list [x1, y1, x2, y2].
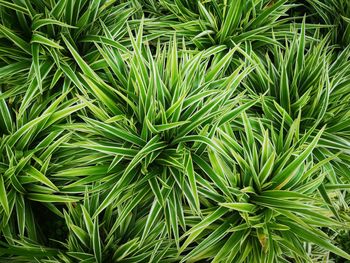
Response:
[30, 202, 68, 248]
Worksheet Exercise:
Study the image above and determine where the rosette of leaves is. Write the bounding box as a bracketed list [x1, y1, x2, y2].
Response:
[241, 22, 350, 187]
[0, 91, 85, 247]
[0, 0, 135, 117]
[175, 115, 350, 262]
[56, 24, 257, 251]
[141, 0, 299, 50]
[302, 0, 350, 47]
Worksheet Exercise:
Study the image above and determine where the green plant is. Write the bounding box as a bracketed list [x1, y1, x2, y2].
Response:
[0, 0, 350, 262]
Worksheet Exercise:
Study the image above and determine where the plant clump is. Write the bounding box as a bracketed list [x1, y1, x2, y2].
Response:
[0, 1, 350, 262]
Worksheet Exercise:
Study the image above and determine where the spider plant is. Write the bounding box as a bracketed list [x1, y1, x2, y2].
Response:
[0, 0, 350, 262]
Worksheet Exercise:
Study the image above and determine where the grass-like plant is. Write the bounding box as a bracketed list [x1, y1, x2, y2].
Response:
[0, 1, 350, 262]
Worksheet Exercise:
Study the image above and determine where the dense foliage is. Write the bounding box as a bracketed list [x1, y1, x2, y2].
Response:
[0, 0, 350, 262]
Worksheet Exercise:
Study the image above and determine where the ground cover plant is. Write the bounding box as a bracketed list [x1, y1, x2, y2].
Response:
[0, 0, 350, 262]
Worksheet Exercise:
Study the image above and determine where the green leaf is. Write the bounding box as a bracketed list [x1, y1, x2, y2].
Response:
[185, 152, 200, 212]
[273, 127, 325, 189]
[31, 34, 64, 49]
[284, 221, 350, 260]
[0, 0, 30, 15]
[26, 166, 58, 191]
[93, 218, 102, 263]
[0, 176, 9, 215]
[0, 24, 31, 54]
[179, 207, 229, 254]
[27, 194, 80, 202]
[219, 202, 256, 213]
[280, 64, 290, 113]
